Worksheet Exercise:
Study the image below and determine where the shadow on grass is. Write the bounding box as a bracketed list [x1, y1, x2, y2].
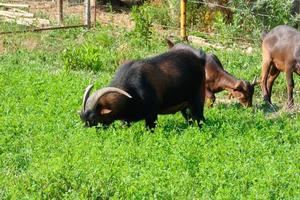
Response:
[214, 102, 243, 109]
[216, 100, 281, 115]
[254, 102, 280, 114]
[158, 118, 191, 135]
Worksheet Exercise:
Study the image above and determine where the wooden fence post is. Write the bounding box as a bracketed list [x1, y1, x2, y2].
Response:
[180, 0, 187, 40]
[91, 0, 97, 26]
[57, 0, 63, 25]
[84, 0, 91, 28]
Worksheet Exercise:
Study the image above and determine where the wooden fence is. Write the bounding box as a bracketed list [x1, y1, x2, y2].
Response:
[0, 0, 96, 35]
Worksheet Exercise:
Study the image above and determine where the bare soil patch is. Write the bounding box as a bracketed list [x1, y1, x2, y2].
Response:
[1, 1, 134, 28]
[22, 37, 39, 50]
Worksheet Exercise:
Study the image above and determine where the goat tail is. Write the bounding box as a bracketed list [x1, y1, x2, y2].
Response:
[199, 48, 206, 68]
[261, 29, 269, 40]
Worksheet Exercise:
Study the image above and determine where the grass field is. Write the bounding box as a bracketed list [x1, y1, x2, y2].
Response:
[0, 25, 300, 199]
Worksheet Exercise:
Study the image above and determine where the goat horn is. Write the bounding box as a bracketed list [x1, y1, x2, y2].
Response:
[166, 38, 174, 48]
[82, 84, 94, 112]
[85, 87, 132, 111]
[251, 76, 260, 86]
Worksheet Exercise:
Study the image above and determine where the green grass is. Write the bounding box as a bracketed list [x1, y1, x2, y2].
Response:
[0, 25, 299, 199]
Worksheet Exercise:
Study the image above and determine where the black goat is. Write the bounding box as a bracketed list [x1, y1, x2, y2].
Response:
[80, 49, 206, 129]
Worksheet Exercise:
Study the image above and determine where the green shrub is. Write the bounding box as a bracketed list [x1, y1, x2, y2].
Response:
[250, 0, 295, 29]
[63, 44, 103, 71]
[212, 8, 261, 45]
[61, 26, 165, 72]
[62, 31, 118, 72]
[212, 0, 295, 44]
[186, 1, 203, 29]
[141, 1, 178, 27]
[130, 4, 154, 46]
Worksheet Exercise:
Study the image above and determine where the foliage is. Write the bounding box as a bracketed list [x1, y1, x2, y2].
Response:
[246, 0, 295, 29]
[141, 0, 179, 27]
[61, 26, 165, 72]
[141, 2, 174, 27]
[62, 31, 117, 72]
[212, 9, 260, 45]
[139, 0, 296, 45]
[130, 4, 154, 46]
[224, 0, 295, 40]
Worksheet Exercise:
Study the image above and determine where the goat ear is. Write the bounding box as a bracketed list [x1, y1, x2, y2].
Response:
[100, 108, 112, 115]
[233, 81, 243, 91]
[166, 38, 174, 48]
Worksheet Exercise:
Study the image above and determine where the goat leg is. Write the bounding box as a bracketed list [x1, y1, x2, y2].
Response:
[261, 58, 272, 104]
[266, 65, 280, 104]
[286, 67, 295, 108]
[145, 114, 158, 129]
[205, 89, 216, 107]
[190, 93, 205, 128]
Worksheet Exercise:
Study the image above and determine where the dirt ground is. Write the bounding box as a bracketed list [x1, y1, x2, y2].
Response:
[0, 0, 134, 28]
[25, 1, 135, 28]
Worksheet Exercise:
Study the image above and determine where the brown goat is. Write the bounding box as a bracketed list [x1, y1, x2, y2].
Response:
[205, 54, 257, 107]
[167, 39, 257, 107]
[261, 25, 300, 108]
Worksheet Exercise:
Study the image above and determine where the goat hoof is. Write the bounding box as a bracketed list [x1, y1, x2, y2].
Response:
[263, 100, 277, 111]
[287, 102, 294, 109]
[263, 96, 271, 104]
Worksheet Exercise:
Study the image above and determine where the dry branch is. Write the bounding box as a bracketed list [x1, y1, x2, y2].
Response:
[11, 8, 32, 15]
[1, 17, 50, 27]
[188, 35, 225, 50]
[0, 10, 34, 18]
